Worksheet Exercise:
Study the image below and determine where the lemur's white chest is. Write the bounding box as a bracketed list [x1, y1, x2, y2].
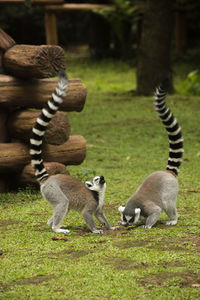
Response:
[97, 189, 106, 211]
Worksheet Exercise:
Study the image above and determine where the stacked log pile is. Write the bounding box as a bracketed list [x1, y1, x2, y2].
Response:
[0, 29, 87, 193]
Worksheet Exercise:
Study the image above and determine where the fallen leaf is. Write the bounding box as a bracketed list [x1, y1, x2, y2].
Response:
[52, 236, 68, 241]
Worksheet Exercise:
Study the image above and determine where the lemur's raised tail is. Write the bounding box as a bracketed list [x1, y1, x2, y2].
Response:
[29, 71, 117, 234]
[30, 70, 68, 183]
[154, 77, 184, 176]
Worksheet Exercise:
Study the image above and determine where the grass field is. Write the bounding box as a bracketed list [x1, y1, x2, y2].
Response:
[0, 56, 200, 299]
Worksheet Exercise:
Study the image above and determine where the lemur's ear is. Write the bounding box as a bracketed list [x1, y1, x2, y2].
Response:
[85, 181, 93, 189]
[118, 206, 125, 213]
[134, 208, 141, 224]
[135, 208, 141, 215]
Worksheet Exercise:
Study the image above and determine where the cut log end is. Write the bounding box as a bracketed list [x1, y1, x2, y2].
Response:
[0, 28, 16, 52]
[36, 45, 66, 78]
[3, 44, 66, 79]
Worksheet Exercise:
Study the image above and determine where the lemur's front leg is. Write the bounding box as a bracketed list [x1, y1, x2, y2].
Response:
[82, 208, 103, 234]
[95, 210, 119, 230]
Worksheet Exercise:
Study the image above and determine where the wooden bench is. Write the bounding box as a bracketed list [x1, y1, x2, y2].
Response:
[0, 1, 115, 45]
[0, 0, 63, 4]
[44, 3, 115, 45]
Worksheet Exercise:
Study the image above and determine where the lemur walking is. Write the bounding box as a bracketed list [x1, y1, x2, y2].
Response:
[118, 78, 183, 228]
[30, 70, 117, 234]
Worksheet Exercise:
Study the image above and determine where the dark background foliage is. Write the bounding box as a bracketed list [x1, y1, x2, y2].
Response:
[1, 0, 199, 52]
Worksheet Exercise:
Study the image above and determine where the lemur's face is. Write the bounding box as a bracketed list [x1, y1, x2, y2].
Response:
[118, 206, 141, 227]
[85, 176, 106, 192]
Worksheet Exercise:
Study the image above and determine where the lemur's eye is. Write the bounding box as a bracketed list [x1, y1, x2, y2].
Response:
[94, 177, 99, 182]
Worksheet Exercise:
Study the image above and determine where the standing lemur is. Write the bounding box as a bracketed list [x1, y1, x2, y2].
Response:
[30, 70, 117, 234]
[118, 78, 184, 228]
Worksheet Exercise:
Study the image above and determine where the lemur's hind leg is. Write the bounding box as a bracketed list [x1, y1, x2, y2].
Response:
[95, 210, 118, 230]
[47, 215, 68, 229]
[42, 184, 70, 233]
[47, 216, 69, 229]
[51, 200, 70, 233]
[47, 216, 53, 227]
[163, 203, 178, 226]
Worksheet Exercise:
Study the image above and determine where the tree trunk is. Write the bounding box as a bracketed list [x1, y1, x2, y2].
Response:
[175, 9, 187, 56]
[3, 44, 66, 79]
[0, 75, 86, 112]
[0, 135, 86, 172]
[136, 0, 174, 95]
[7, 110, 70, 145]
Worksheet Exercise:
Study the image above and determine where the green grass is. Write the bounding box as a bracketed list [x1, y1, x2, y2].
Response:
[0, 56, 200, 299]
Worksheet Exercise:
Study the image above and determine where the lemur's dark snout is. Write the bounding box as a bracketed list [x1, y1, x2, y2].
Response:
[100, 176, 105, 184]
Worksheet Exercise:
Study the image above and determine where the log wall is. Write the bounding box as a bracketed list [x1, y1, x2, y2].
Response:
[0, 136, 86, 172]
[0, 28, 87, 193]
[8, 110, 71, 145]
[0, 75, 86, 112]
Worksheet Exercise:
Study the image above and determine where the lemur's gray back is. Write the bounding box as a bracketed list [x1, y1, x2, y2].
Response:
[30, 71, 68, 182]
[154, 78, 183, 176]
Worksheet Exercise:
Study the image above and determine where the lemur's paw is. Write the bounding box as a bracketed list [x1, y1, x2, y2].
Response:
[92, 229, 104, 234]
[162, 220, 177, 226]
[118, 221, 126, 226]
[53, 228, 70, 234]
[110, 226, 119, 230]
[140, 225, 152, 229]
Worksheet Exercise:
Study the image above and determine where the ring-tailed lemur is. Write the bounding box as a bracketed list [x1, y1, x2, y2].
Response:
[30, 70, 117, 234]
[118, 77, 183, 229]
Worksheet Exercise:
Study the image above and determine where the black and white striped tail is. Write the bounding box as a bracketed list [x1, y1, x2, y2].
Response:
[30, 70, 68, 183]
[154, 77, 183, 176]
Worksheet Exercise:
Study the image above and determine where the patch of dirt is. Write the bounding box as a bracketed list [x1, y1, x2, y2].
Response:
[0, 220, 23, 227]
[113, 240, 149, 249]
[14, 275, 55, 286]
[27, 212, 44, 216]
[0, 281, 9, 292]
[147, 236, 200, 253]
[90, 239, 107, 244]
[0, 275, 55, 292]
[113, 235, 200, 252]
[102, 228, 129, 237]
[185, 235, 200, 253]
[0, 219, 27, 229]
[147, 243, 186, 252]
[47, 249, 91, 260]
[137, 270, 200, 289]
[161, 261, 185, 269]
[104, 257, 149, 270]
[71, 225, 129, 237]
